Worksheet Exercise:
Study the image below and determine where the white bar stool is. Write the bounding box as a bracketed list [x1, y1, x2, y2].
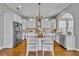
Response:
[26, 33, 37, 56]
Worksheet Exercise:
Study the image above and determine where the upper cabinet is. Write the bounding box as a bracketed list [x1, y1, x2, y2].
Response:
[51, 19, 56, 29]
[26, 19, 36, 28]
[41, 18, 52, 28]
[13, 13, 22, 23]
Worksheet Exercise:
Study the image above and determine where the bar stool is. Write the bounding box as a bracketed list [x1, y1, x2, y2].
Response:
[26, 33, 37, 56]
[43, 33, 54, 56]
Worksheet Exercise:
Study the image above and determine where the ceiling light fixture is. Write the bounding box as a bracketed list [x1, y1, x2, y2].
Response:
[36, 3, 43, 21]
[16, 5, 22, 10]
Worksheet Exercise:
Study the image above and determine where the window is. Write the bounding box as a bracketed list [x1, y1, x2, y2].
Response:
[58, 13, 73, 35]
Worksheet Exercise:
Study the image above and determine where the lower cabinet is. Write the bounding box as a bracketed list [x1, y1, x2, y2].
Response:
[43, 45, 52, 51]
[27, 39, 37, 51]
[59, 35, 66, 47]
[27, 37, 53, 51]
[43, 39, 53, 51]
[66, 36, 76, 50]
[76, 36, 79, 51]
[28, 45, 37, 51]
[58, 35, 76, 50]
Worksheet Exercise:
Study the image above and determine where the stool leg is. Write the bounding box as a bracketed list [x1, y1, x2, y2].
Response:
[52, 42, 54, 56]
[36, 50, 38, 56]
[43, 43, 44, 56]
[52, 51, 54, 56]
[43, 50, 44, 56]
[26, 50, 28, 56]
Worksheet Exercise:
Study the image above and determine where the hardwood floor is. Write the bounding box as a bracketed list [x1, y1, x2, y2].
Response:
[0, 40, 79, 56]
[54, 42, 79, 56]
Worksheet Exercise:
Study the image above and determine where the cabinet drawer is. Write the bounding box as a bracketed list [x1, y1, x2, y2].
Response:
[28, 43, 37, 45]
[43, 46, 52, 51]
[27, 39, 37, 43]
[43, 43, 52, 45]
[43, 40, 52, 43]
[27, 46, 37, 51]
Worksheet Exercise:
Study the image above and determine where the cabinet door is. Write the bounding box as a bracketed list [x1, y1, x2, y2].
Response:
[59, 35, 66, 47]
[43, 39, 52, 43]
[66, 36, 76, 50]
[28, 45, 37, 51]
[43, 46, 52, 51]
[77, 36, 79, 49]
[41, 20, 51, 28]
[27, 39, 36, 43]
[26, 19, 36, 28]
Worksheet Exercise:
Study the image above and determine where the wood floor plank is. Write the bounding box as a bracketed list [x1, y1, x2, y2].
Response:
[0, 40, 79, 56]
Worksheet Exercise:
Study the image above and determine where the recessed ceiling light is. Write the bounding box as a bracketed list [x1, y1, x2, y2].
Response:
[58, 10, 61, 12]
[16, 5, 22, 10]
[29, 19, 33, 21]
[45, 18, 49, 21]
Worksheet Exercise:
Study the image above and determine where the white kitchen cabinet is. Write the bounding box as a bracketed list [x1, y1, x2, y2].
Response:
[22, 19, 27, 40]
[22, 19, 27, 30]
[58, 35, 76, 50]
[66, 36, 76, 50]
[59, 35, 66, 47]
[26, 19, 36, 28]
[51, 19, 56, 29]
[41, 19, 52, 28]
[76, 36, 79, 51]
[55, 35, 60, 44]
[43, 46, 52, 51]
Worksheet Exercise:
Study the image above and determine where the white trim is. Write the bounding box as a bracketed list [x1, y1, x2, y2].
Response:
[0, 47, 3, 49]
[76, 49, 79, 52]
[66, 48, 76, 50]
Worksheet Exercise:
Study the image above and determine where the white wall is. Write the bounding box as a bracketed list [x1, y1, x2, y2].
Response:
[3, 12, 14, 48]
[0, 12, 3, 49]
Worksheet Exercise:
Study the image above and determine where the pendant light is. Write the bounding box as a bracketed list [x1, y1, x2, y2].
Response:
[36, 3, 43, 22]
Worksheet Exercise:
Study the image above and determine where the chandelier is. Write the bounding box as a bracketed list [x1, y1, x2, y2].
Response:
[36, 3, 43, 21]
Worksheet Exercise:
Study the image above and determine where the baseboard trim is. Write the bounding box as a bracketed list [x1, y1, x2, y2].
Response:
[66, 48, 76, 50]
[76, 49, 79, 52]
[0, 47, 3, 49]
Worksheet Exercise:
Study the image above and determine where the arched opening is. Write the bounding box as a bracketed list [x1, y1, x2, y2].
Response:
[58, 13, 74, 35]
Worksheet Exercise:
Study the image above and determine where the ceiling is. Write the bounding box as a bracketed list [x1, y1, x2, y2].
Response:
[4, 3, 70, 18]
